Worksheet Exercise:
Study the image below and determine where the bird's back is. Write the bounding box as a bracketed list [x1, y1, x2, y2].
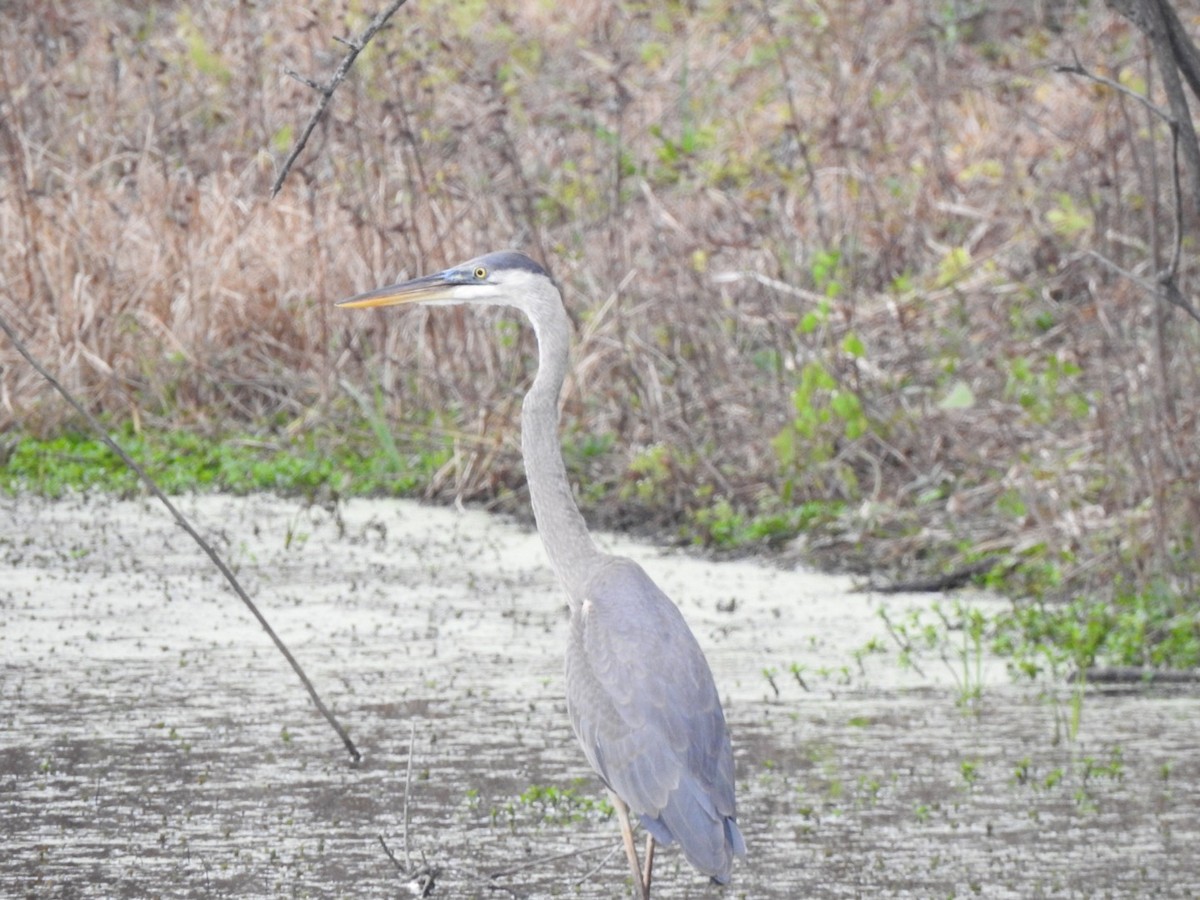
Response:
[564, 555, 745, 882]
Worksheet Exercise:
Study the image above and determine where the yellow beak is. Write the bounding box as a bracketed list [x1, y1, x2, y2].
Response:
[335, 272, 459, 309]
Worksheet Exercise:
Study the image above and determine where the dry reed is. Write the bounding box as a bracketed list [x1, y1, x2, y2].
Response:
[2, 1, 1199, 600]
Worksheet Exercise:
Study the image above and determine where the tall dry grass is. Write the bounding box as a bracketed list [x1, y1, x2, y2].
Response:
[2, 0, 1199, 600]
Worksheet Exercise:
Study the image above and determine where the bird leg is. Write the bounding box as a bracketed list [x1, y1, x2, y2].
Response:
[609, 790, 650, 899]
[642, 834, 655, 897]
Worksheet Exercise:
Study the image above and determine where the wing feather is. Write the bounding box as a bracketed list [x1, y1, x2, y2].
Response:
[564, 556, 744, 881]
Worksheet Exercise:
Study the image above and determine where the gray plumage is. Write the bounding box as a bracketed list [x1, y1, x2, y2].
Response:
[566, 556, 744, 880]
[337, 251, 745, 890]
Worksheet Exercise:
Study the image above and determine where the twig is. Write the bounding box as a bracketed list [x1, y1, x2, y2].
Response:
[1074, 666, 1200, 685]
[1087, 250, 1200, 325]
[1057, 53, 1200, 327]
[572, 843, 624, 888]
[1053, 56, 1175, 125]
[758, 0, 828, 245]
[378, 834, 403, 872]
[0, 311, 361, 764]
[379, 729, 440, 900]
[271, 0, 410, 197]
[403, 718, 417, 871]
[1164, 113, 1184, 279]
[379, 836, 440, 897]
[876, 607, 927, 679]
[711, 269, 832, 306]
[1137, 0, 1200, 217]
[486, 840, 616, 880]
[861, 558, 1007, 594]
[1157, 277, 1200, 324]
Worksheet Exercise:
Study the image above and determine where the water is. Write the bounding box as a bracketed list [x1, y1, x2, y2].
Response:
[1, 493, 1196, 897]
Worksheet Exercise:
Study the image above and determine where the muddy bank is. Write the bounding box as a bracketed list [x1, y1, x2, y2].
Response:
[1, 492, 1197, 897]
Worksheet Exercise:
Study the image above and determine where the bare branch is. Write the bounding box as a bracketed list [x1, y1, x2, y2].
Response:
[1138, 0, 1200, 217]
[1053, 56, 1175, 125]
[1165, 116, 1184, 279]
[1106, 0, 1200, 101]
[283, 67, 324, 93]
[271, 0, 410, 198]
[0, 310, 361, 763]
[758, 0, 829, 245]
[1157, 277, 1200, 325]
[1058, 51, 1200, 328]
[403, 718, 416, 871]
[1097, 0, 1200, 215]
[1087, 250, 1200, 325]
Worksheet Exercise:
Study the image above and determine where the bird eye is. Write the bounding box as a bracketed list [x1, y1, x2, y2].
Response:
[474, 267, 487, 280]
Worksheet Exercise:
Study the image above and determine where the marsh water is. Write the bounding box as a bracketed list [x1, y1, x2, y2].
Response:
[1, 492, 1197, 898]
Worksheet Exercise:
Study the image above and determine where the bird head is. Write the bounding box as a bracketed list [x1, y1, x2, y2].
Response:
[336, 251, 551, 312]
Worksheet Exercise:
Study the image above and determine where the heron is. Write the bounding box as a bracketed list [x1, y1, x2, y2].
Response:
[337, 251, 745, 897]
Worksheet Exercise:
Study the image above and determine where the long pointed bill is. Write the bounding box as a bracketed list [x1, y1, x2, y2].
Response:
[335, 271, 462, 309]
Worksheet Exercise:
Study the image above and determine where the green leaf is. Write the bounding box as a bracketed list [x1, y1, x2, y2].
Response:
[841, 333, 866, 358]
[935, 246, 972, 289]
[1046, 193, 1091, 239]
[271, 124, 294, 155]
[938, 380, 976, 410]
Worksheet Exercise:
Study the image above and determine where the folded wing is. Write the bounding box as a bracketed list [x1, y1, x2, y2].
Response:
[565, 556, 745, 882]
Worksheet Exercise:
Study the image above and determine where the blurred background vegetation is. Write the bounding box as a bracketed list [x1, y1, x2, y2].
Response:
[2, 1, 1198, 674]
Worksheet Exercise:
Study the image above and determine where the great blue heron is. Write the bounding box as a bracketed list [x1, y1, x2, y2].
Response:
[337, 251, 745, 897]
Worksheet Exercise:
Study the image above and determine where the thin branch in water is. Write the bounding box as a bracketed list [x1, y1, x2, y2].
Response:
[573, 842, 625, 888]
[484, 839, 616, 880]
[271, 0, 410, 197]
[403, 718, 417, 871]
[875, 606, 928, 679]
[0, 310, 361, 763]
[378, 834, 403, 873]
[379, 730, 440, 899]
[378, 836, 439, 897]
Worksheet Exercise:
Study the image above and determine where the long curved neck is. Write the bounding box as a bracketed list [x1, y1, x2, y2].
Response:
[520, 292, 601, 604]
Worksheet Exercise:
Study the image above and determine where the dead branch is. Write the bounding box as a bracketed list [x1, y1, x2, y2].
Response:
[1056, 54, 1200, 326]
[861, 558, 1007, 594]
[1075, 666, 1200, 685]
[403, 718, 416, 870]
[0, 311, 361, 764]
[1053, 57, 1174, 125]
[379, 835, 440, 897]
[1103, 0, 1200, 214]
[271, 0, 410, 197]
[378, 720, 442, 896]
[487, 840, 617, 881]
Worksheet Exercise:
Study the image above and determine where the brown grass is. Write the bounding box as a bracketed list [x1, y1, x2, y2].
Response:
[2, 1, 1199, 600]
